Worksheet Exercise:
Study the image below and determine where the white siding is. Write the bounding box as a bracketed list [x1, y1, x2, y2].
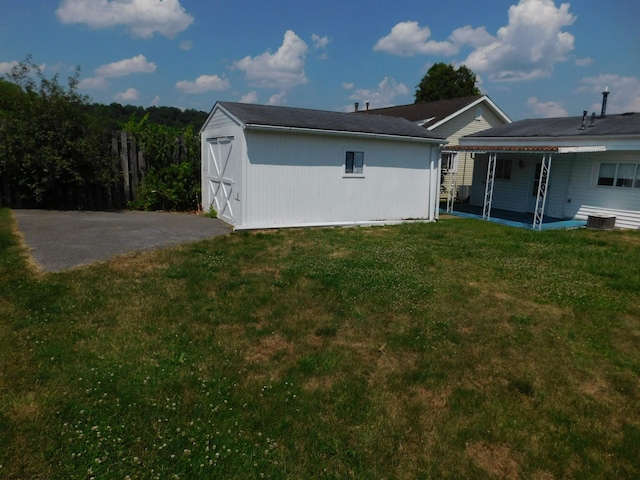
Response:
[565, 152, 640, 228]
[470, 154, 531, 212]
[435, 102, 510, 190]
[575, 206, 640, 230]
[242, 130, 437, 229]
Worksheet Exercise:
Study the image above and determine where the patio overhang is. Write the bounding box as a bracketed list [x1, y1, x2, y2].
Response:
[452, 145, 607, 154]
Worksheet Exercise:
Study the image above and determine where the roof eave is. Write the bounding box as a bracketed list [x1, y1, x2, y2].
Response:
[426, 95, 512, 130]
[460, 133, 640, 151]
[244, 123, 447, 144]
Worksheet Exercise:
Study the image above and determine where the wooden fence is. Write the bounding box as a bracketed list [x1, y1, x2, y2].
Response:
[114, 130, 145, 205]
[0, 130, 198, 210]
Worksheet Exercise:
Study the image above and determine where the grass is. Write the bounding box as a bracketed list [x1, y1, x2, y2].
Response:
[1, 207, 639, 479]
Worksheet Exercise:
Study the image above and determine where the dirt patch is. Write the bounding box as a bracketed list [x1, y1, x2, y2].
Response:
[245, 333, 295, 364]
[411, 386, 451, 410]
[466, 441, 520, 479]
[302, 376, 334, 392]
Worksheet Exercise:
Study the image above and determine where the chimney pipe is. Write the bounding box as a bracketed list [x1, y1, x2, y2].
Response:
[581, 110, 587, 130]
[366, 102, 369, 111]
[590, 112, 596, 127]
[600, 86, 609, 118]
[355, 102, 359, 112]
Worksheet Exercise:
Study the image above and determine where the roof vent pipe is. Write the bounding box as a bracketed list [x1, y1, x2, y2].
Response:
[355, 102, 359, 112]
[590, 112, 596, 127]
[601, 86, 609, 118]
[366, 102, 369, 111]
[581, 110, 587, 130]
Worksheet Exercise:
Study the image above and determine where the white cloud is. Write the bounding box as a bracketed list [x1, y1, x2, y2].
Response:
[577, 74, 640, 113]
[96, 55, 156, 78]
[347, 77, 410, 109]
[175, 74, 230, 94]
[232, 30, 309, 88]
[150, 95, 160, 106]
[311, 34, 329, 50]
[526, 97, 568, 118]
[463, 0, 576, 82]
[448, 25, 495, 48]
[575, 57, 594, 67]
[56, 0, 194, 39]
[0, 61, 18, 74]
[179, 40, 193, 51]
[78, 76, 110, 89]
[239, 91, 258, 104]
[114, 87, 140, 102]
[268, 92, 287, 105]
[373, 21, 458, 56]
[342, 82, 354, 90]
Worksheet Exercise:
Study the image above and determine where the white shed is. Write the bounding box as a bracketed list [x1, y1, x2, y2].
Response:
[200, 102, 446, 230]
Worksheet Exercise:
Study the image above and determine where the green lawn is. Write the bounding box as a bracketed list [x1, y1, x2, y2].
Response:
[1, 207, 639, 479]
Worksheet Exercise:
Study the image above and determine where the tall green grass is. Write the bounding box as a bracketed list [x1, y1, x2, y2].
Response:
[1, 208, 639, 479]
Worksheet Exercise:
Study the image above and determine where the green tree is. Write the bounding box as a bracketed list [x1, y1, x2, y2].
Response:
[0, 56, 120, 208]
[125, 115, 201, 212]
[414, 63, 481, 103]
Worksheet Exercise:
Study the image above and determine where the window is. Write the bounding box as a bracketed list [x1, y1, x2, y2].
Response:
[617, 164, 636, 187]
[598, 162, 640, 188]
[441, 152, 457, 172]
[495, 159, 512, 180]
[345, 151, 364, 174]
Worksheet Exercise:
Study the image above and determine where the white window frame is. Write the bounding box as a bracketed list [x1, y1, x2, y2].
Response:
[441, 152, 458, 172]
[597, 162, 640, 188]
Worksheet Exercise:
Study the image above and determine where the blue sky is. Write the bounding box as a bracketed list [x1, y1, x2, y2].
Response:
[1, 0, 638, 120]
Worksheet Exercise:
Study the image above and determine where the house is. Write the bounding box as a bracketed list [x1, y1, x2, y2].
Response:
[200, 101, 446, 230]
[457, 100, 640, 229]
[359, 95, 511, 209]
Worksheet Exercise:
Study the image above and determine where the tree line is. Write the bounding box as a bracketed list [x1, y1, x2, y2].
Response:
[0, 57, 207, 211]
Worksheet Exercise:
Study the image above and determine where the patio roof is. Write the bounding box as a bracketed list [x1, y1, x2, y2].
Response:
[451, 145, 607, 154]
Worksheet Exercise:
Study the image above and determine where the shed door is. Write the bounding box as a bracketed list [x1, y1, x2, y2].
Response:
[206, 137, 235, 225]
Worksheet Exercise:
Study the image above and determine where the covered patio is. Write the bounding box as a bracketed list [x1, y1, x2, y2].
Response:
[440, 144, 604, 230]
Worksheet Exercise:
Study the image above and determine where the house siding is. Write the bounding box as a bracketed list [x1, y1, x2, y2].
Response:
[436, 104, 509, 193]
[565, 151, 640, 228]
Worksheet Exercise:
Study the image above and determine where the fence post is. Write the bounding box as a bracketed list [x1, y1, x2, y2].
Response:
[120, 131, 130, 203]
[129, 134, 139, 200]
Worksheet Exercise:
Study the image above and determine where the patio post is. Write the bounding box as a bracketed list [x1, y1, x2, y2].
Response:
[532, 153, 552, 230]
[483, 152, 497, 220]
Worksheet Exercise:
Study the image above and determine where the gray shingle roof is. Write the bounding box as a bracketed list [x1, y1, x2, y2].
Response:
[358, 95, 487, 128]
[217, 101, 446, 141]
[466, 112, 640, 138]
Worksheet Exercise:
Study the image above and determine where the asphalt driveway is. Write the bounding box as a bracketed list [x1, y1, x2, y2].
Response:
[12, 210, 232, 272]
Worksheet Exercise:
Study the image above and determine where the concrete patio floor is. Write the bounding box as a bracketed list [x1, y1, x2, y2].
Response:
[440, 203, 587, 230]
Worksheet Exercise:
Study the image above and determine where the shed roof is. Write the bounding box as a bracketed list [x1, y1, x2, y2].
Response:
[214, 101, 446, 141]
[357, 95, 511, 129]
[465, 112, 640, 138]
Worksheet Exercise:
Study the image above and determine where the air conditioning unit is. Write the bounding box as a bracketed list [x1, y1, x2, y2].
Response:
[587, 215, 616, 229]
